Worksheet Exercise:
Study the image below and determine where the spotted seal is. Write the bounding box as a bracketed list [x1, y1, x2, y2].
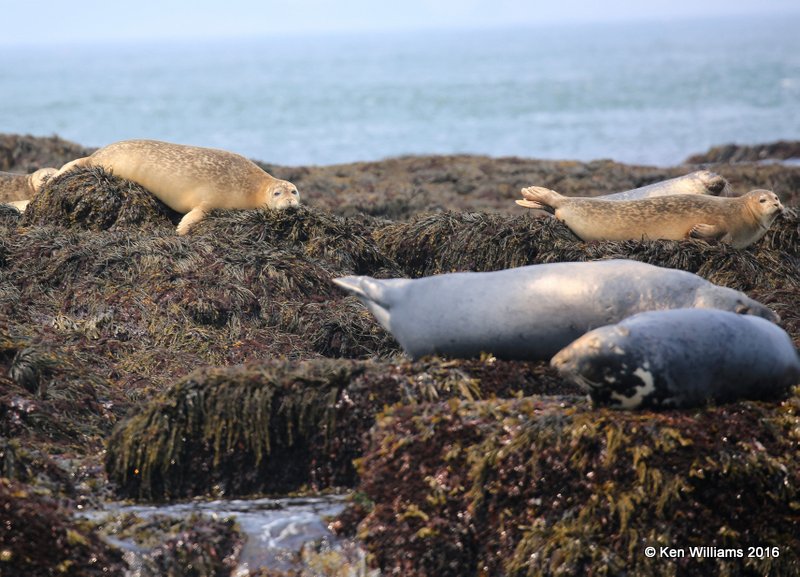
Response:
[0, 168, 57, 205]
[516, 187, 783, 248]
[52, 139, 300, 235]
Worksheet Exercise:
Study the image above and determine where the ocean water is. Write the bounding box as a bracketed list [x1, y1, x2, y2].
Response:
[1, 15, 798, 167]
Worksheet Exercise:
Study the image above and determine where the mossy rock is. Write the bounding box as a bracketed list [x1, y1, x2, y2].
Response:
[22, 165, 178, 231]
[0, 133, 91, 172]
[191, 204, 403, 277]
[93, 512, 243, 577]
[0, 478, 125, 576]
[0, 324, 125, 453]
[374, 209, 799, 289]
[357, 393, 800, 576]
[105, 357, 580, 500]
[0, 203, 22, 227]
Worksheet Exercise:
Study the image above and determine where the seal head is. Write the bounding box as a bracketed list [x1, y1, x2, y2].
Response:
[267, 179, 300, 210]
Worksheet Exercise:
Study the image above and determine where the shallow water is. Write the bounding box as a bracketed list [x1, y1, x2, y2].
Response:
[1, 15, 798, 166]
[83, 494, 367, 574]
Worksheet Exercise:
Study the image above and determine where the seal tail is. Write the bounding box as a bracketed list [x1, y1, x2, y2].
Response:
[516, 186, 564, 212]
[333, 275, 394, 330]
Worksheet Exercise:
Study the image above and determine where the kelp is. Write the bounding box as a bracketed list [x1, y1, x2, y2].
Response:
[1, 134, 798, 575]
[23, 166, 179, 231]
[357, 393, 800, 576]
[0, 478, 125, 576]
[375, 209, 799, 290]
[105, 356, 579, 500]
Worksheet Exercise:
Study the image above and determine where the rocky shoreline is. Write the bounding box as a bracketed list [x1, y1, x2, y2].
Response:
[1, 133, 799, 576]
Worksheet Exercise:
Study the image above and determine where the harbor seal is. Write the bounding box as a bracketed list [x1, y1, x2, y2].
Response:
[551, 308, 800, 409]
[53, 139, 300, 235]
[0, 168, 57, 203]
[596, 170, 731, 200]
[516, 188, 783, 248]
[333, 259, 779, 361]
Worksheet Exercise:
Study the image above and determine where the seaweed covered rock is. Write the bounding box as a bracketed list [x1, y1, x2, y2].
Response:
[22, 166, 178, 232]
[0, 203, 22, 227]
[94, 512, 243, 577]
[0, 437, 75, 496]
[105, 357, 580, 500]
[2, 203, 401, 401]
[0, 323, 124, 454]
[191, 204, 402, 276]
[357, 394, 800, 577]
[375, 209, 800, 295]
[0, 478, 125, 576]
[265, 152, 800, 218]
[0, 133, 91, 173]
[686, 140, 800, 164]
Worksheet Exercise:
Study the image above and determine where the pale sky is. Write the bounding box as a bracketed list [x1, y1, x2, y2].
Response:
[3, 0, 799, 45]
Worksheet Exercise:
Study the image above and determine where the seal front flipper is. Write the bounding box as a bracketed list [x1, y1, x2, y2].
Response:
[689, 223, 725, 241]
[176, 201, 211, 235]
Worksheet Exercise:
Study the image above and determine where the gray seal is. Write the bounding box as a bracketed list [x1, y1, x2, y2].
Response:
[596, 170, 731, 200]
[551, 309, 800, 409]
[333, 259, 779, 361]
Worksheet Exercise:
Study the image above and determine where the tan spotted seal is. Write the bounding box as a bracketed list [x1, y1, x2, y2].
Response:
[334, 259, 779, 361]
[53, 139, 300, 235]
[0, 168, 57, 204]
[596, 170, 731, 200]
[516, 187, 783, 248]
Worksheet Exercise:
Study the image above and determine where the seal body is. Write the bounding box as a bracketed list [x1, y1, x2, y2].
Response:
[53, 139, 300, 234]
[596, 170, 730, 200]
[516, 188, 783, 248]
[551, 309, 800, 409]
[333, 259, 779, 361]
[0, 168, 57, 204]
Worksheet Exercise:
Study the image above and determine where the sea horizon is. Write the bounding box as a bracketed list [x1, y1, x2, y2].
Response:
[1, 13, 798, 167]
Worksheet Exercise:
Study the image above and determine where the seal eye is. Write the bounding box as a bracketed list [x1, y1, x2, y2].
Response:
[292, 190, 298, 195]
[759, 198, 767, 203]
[273, 190, 282, 197]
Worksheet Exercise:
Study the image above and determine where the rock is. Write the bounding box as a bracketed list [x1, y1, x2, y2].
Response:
[357, 395, 800, 576]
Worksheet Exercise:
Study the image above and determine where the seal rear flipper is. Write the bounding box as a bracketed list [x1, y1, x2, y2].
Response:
[515, 199, 550, 211]
[333, 276, 395, 331]
[519, 186, 563, 211]
[689, 223, 725, 241]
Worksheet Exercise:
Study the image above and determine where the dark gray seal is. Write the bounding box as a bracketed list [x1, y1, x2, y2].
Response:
[552, 308, 799, 409]
[333, 259, 779, 361]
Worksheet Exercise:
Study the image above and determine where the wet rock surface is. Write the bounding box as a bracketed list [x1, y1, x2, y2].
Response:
[1, 133, 799, 576]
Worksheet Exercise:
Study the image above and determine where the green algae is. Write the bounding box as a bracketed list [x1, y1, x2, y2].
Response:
[105, 357, 577, 500]
[356, 394, 800, 576]
[0, 478, 125, 577]
[374, 208, 799, 291]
